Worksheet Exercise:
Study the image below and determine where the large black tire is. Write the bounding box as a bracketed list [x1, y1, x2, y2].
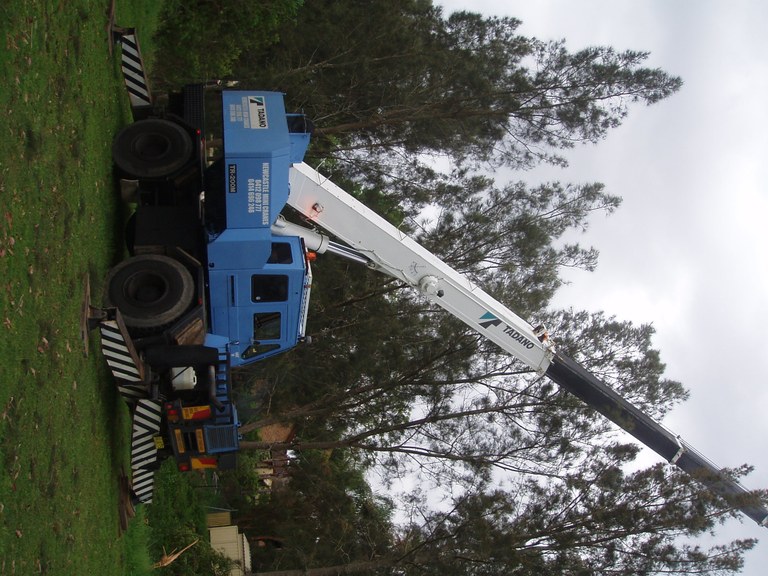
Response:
[105, 254, 194, 331]
[112, 119, 193, 179]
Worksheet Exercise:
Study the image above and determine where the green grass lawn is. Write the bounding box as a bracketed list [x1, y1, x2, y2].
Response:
[0, 1, 165, 574]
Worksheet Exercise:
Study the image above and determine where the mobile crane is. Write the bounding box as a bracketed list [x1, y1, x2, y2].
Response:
[99, 28, 767, 526]
[94, 29, 314, 502]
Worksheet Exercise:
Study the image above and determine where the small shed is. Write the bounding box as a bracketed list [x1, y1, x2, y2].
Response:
[207, 514, 252, 576]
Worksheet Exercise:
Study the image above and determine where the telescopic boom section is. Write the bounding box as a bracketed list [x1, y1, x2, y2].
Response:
[546, 354, 768, 526]
[287, 162, 768, 528]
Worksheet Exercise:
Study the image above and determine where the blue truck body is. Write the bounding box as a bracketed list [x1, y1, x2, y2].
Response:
[101, 58, 314, 501]
[208, 91, 312, 366]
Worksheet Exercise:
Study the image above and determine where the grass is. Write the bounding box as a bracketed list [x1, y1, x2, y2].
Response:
[0, 1, 165, 574]
[145, 462, 232, 576]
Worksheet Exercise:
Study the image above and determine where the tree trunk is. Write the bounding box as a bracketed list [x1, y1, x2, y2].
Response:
[250, 557, 394, 576]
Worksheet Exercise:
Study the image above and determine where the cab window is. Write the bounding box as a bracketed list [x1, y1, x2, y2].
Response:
[254, 312, 281, 339]
[252, 275, 288, 302]
[242, 312, 282, 359]
[268, 243, 293, 264]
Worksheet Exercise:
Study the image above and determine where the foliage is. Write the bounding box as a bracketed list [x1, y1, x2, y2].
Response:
[147, 461, 232, 576]
[238, 178, 761, 573]
[245, 0, 681, 186]
[388, 466, 756, 576]
[151, 0, 304, 86]
[236, 450, 393, 573]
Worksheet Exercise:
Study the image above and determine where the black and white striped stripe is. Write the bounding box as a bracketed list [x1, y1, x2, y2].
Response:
[117, 383, 148, 405]
[131, 468, 155, 503]
[100, 320, 142, 382]
[99, 319, 149, 405]
[130, 399, 163, 503]
[132, 399, 161, 438]
[116, 30, 152, 111]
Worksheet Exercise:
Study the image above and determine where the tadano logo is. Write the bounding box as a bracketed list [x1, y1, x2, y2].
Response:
[478, 312, 536, 350]
[478, 312, 502, 329]
[248, 96, 269, 129]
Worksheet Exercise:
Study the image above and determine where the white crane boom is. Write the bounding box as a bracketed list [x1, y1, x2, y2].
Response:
[284, 161, 768, 528]
[286, 162, 554, 374]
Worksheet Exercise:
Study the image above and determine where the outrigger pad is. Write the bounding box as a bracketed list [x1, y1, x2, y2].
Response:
[99, 316, 146, 384]
[130, 399, 163, 504]
[94, 309, 152, 406]
[111, 25, 153, 117]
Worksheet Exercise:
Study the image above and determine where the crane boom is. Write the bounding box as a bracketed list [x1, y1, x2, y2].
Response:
[286, 162, 768, 528]
[285, 163, 553, 373]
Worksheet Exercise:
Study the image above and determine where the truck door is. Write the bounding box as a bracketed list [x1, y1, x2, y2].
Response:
[230, 272, 290, 362]
[207, 239, 305, 366]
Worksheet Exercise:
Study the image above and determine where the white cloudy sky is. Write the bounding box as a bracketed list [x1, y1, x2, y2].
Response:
[436, 0, 768, 573]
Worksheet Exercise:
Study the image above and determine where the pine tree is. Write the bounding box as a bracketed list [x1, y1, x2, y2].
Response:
[247, 1, 681, 173]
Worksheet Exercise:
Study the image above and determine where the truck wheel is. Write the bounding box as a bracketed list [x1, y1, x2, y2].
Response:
[112, 119, 193, 179]
[106, 254, 194, 330]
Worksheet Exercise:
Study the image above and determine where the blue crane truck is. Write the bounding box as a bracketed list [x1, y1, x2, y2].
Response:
[97, 29, 314, 502]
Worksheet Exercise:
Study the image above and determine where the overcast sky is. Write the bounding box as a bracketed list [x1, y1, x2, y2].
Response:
[436, 1, 768, 573]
